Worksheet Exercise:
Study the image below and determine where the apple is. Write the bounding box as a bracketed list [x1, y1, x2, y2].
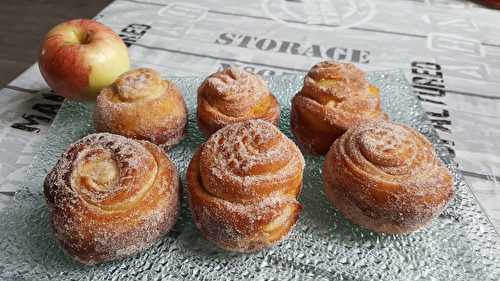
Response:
[477, 0, 500, 9]
[38, 19, 130, 100]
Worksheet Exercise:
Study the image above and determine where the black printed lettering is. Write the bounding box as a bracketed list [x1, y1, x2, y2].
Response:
[412, 61, 454, 157]
[426, 109, 450, 118]
[301, 45, 322, 58]
[288, 42, 302, 55]
[440, 138, 455, 146]
[411, 61, 449, 105]
[32, 103, 61, 117]
[257, 69, 276, 76]
[215, 32, 236, 45]
[122, 26, 146, 36]
[256, 38, 277, 51]
[276, 41, 302, 55]
[119, 23, 151, 47]
[412, 77, 445, 88]
[412, 66, 440, 77]
[10, 114, 51, 133]
[440, 139, 456, 158]
[42, 93, 64, 102]
[350, 49, 362, 63]
[446, 146, 456, 158]
[326, 47, 347, 60]
[430, 119, 452, 133]
[412, 61, 442, 71]
[131, 23, 151, 29]
[215, 32, 370, 64]
[417, 95, 446, 105]
[413, 86, 446, 97]
[334, 48, 349, 61]
[237, 35, 254, 48]
[277, 41, 291, 53]
[217, 63, 299, 76]
[359, 50, 370, 64]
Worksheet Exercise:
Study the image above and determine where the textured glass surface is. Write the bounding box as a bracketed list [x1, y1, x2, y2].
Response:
[1, 70, 500, 280]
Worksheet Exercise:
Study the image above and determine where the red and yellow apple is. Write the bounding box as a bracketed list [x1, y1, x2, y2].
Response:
[39, 19, 130, 100]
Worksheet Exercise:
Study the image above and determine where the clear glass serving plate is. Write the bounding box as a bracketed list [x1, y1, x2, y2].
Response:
[1, 70, 500, 281]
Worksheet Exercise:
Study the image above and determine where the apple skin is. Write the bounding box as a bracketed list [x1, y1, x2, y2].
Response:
[38, 19, 130, 101]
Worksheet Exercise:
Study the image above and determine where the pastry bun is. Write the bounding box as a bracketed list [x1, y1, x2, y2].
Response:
[44, 133, 180, 264]
[94, 68, 187, 149]
[187, 120, 304, 252]
[291, 61, 387, 154]
[197, 67, 280, 136]
[323, 120, 454, 234]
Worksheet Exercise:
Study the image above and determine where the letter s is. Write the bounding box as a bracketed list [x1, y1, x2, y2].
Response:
[215, 32, 236, 45]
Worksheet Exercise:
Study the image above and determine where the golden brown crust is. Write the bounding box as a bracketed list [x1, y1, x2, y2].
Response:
[43, 133, 180, 264]
[323, 120, 454, 234]
[93, 68, 188, 149]
[291, 61, 388, 154]
[197, 67, 280, 136]
[186, 120, 304, 252]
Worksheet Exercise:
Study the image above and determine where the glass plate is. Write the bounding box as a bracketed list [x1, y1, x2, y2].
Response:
[1, 70, 500, 281]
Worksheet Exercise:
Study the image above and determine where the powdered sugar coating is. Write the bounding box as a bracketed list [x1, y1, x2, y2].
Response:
[197, 67, 280, 135]
[114, 68, 163, 101]
[291, 61, 388, 154]
[43, 133, 180, 264]
[201, 67, 269, 116]
[94, 68, 187, 147]
[358, 122, 420, 174]
[339, 121, 445, 185]
[306, 61, 369, 97]
[302, 61, 383, 117]
[187, 120, 304, 252]
[65, 133, 155, 207]
[323, 120, 454, 234]
[200, 119, 304, 202]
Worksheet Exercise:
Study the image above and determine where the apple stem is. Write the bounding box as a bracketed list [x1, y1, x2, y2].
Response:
[73, 30, 90, 45]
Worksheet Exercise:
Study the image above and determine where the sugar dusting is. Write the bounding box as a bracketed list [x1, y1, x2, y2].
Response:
[52, 133, 153, 204]
[303, 61, 384, 120]
[94, 68, 188, 147]
[198, 67, 273, 118]
[342, 121, 439, 178]
[291, 61, 387, 154]
[201, 119, 304, 200]
[324, 120, 454, 233]
[113, 68, 163, 102]
[116, 71, 149, 92]
[188, 120, 304, 252]
[43, 133, 180, 264]
[307, 61, 370, 97]
[357, 121, 418, 171]
[194, 190, 299, 252]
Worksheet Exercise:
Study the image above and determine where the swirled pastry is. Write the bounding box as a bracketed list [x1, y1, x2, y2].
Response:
[93, 68, 187, 149]
[291, 61, 388, 154]
[187, 120, 304, 252]
[323, 120, 454, 234]
[197, 67, 280, 136]
[43, 133, 180, 264]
